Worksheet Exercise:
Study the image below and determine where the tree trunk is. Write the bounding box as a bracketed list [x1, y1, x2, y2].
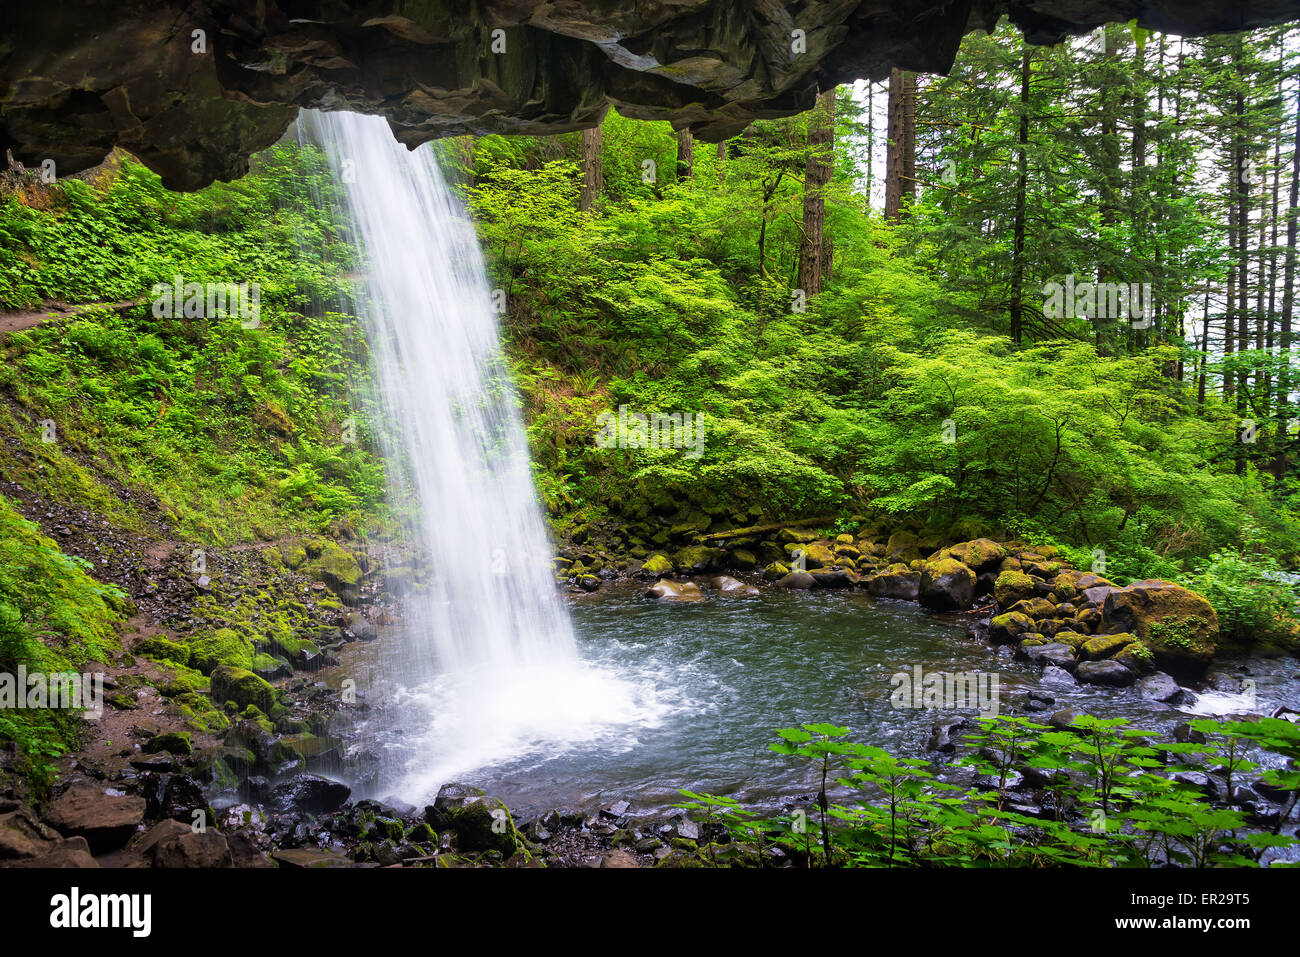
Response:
[676, 128, 694, 180]
[797, 88, 836, 297]
[884, 68, 915, 222]
[579, 124, 603, 212]
[1276, 69, 1300, 477]
[1009, 48, 1031, 346]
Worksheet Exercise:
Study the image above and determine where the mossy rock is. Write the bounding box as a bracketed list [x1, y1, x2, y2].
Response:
[187, 627, 255, 675]
[944, 538, 1007, 572]
[1101, 580, 1220, 672]
[209, 665, 276, 714]
[989, 611, 1034, 643]
[776, 528, 819, 544]
[918, 557, 975, 610]
[671, 545, 723, 572]
[1080, 632, 1137, 661]
[640, 553, 673, 577]
[135, 636, 191, 667]
[447, 798, 522, 856]
[143, 731, 192, 755]
[994, 570, 1036, 607]
[316, 543, 362, 601]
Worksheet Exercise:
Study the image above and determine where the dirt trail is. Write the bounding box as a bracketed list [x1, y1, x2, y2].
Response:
[0, 298, 143, 335]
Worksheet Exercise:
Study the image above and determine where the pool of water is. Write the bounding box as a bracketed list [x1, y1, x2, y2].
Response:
[336, 584, 1300, 819]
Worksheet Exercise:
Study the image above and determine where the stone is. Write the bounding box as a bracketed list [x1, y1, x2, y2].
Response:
[645, 579, 704, 601]
[809, 567, 859, 588]
[152, 829, 234, 868]
[864, 565, 920, 601]
[270, 774, 351, 815]
[1079, 631, 1137, 660]
[1021, 642, 1076, 670]
[209, 665, 276, 713]
[1075, 659, 1137, 687]
[1101, 580, 1219, 672]
[639, 553, 674, 578]
[994, 570, 1037, 607]
[601, 849, 639, 868]
[919, 558, 976, 610]
[1136, 672, 1186, 704]
[43, 784, 146, 853]
[775, 571, 816, 590]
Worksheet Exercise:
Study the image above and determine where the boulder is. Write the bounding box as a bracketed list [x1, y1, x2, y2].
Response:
[209, 665, 276, 713]
[1136, 672, 1186, 704]
[671, 545, 723, 573]
[639, 553, 674, 578]
[988, 611, 1034, 644]
[270, 774, 350, 814]
[945, 539, 1007, 573]
[1021, 642, 1076, 671]
[1101, 580, 1219, 672]
[44, 784, 146, 853]
[1079, 632, 1137, 661]
[919, 558, 976, 610]
[809, 567, 858, 588]
[1075, 660, 1138, 687]
[993, 570, 1036, 607]
[775, 571, 816, 590]
[864, 565, 921, 601]
[645, 579, 704, 601]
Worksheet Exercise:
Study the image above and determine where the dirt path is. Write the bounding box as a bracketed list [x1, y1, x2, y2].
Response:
[0, 298, 144, 335]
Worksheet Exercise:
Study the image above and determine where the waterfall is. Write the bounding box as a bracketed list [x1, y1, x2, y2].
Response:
[302, 110, 649, 799]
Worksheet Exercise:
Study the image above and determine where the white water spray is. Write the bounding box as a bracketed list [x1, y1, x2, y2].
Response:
[305, 111, 656, 798]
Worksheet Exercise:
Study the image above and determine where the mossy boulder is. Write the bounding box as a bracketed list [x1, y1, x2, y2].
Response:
[639, 553, 674, 578]
[864, 564, 920, 601]
[1080, 632, 1137, 661]
[945, 538, 1007, 573]
[918, 558, 976, 610]
[143, 732, 192, 756]
[989, 611, 1034, 643]
[994, 570, 1036, 607]
[187, 627, 255, 675]
[885, 530, 920, 562]
[671, 545, 723, 572]
[209, 665, 276, 714]
[135, 636, 191, 667]
[1101, 580, 1219, 673]
[446, 798, 522, 856]
[316, 543, 362, 603]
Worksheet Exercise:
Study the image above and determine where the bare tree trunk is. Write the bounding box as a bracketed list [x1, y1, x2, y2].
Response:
[1010, 48, 1031, 346]
[884, 68, 915, 222]
[797, 88, 836, 297]
[676, 128, 694, 180]
[1276, 69, 1300, 477]
[579, 124, 603, 212]
[716, 140, 726, 183]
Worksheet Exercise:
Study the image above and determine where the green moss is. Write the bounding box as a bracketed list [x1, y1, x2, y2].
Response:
[209, 664, 276, 713]
[187, 627, 255, 674]
[135, 636, 191, 667]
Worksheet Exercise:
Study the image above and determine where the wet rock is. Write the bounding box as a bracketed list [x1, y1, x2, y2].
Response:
[775, 571, 816, 590]
[142, 731, 192, 756]
[864, 565, 921, 601]
[1049, 707, 1084, 731]
[344, 612, 378, 640]
[0, 806, 61, 859]
[209, 665, 277, 713]
[919, 558, 976, 610]
[601, 849, 639, 868]
[645, 579, 705, 601]
[43, 783, 146, 853]
[271, 774, 350, 815]
[1101, 580, 1219, 672]
[1137, 672, 1185, 704]
[809, 567, 859, 588]
[272, 847, 354, 868]
[1040, 664, 1077, 687]
[153, 829, 234, 868]
[1080, 632, 1136, 661]
[1075, 660, 1137, 687]
[1021, 642, 1076, 670]
[926, 716, 967, 753]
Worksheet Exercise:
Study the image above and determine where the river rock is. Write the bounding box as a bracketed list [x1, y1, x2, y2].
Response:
[809, 567, 858, 588]
[645, 579, 704, 601]
[1075, 659, 1137, 687]
[1080, 632, 1136, 660]
[43, 784, 146, 853]
[919, 558, 976, 610]
[944, 539, 1007, 573]
[864, 565, 920, 601]
[1022, 642, 1076, 671]
[1101, 580, 1219, 672]
[271, 774, 350, 814]
[705, 575, 760, 596]
[1040, 664, 1077, 687]
[775, 571, 816, 590]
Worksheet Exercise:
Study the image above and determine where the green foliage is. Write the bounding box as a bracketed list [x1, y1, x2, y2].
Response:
[678, 716, 1300, 868]
[1179, 548, 1300, 646]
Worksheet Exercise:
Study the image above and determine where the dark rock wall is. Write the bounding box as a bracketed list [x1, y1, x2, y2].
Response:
[3, 1, 1299, 189]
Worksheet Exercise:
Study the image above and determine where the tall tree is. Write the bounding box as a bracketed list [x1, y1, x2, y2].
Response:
[676, 128, 694, 180]
[884, 68, 916, 221]
[579, 124, 603, 212]
[797, 88, 836, 296]
[1009, 49, 1032, 345]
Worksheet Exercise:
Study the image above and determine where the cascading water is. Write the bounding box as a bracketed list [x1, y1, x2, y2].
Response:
[302, 111, 660, 800]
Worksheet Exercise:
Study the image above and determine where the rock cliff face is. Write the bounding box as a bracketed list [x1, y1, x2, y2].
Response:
[3, 1, 1299, 189]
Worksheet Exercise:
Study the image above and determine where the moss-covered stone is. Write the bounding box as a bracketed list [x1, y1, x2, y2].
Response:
[994, 570, 1036, 607]
[134, 636, 190, 667]
[447, 798, 522, 856]
[187, 627, 255, 675]
[1102, 580, 1219, 672]
[640, 553, 673, 577]
[143, 731, 192, 755]
[209, 665, 276, 713]
[1080, 632, 1137, 661]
